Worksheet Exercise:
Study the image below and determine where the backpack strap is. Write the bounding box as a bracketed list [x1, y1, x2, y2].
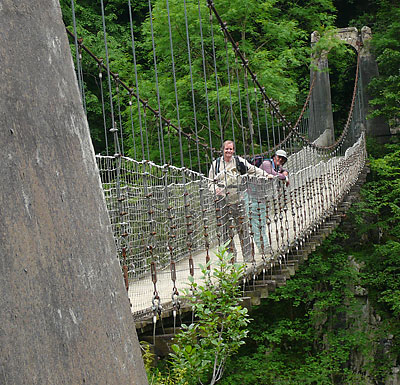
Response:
[267, 158, 279, 172]
[235, 156, 248, 175]
[215, 156, 247, 175]
[215, 157, 221, 174]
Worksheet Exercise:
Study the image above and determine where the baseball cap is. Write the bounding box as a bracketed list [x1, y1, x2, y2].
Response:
[275, 149, 288, 159]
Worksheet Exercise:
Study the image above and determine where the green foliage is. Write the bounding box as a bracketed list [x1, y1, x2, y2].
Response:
[140, 341, 156, 375]
[350, 143, 400, 240]
[60, 0, 398, 167]
[363, 241, 400, 316]
[348, 140, 400, 322]
[166, 244, 250, 385]
[218, 232, 364, 384]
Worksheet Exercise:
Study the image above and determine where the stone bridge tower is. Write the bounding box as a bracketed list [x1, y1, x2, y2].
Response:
[0, 1, 148, 384]
[308, 27, 390, 146]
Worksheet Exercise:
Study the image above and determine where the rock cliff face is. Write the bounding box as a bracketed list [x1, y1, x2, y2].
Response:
[310, 255, 398, 384]
[344, 257, 399, 385]
[0, 1, 147, 384]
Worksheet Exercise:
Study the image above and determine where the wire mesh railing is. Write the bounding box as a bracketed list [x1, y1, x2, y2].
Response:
[96, 130, 366, 318]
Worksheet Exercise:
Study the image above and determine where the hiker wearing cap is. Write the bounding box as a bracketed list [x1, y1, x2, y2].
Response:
[208, 140, 270, 262]
[260, 149, 290, 186]
[241, 149, 289, 255]
[243, 151, 288, 256]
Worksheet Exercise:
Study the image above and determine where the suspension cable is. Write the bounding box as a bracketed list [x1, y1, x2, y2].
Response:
[207, 0, 362, 154]
[183, 0, 202, 172]
[65, 28, 215, 155]
[147, 0, 167, 164]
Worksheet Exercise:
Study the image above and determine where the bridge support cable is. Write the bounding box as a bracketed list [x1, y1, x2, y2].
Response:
[99, 0, 119, 157]
[98, 64, 110, 156]
[224, 36, 237, 144]
[254, 88, 264, 154]
[128, 93, 138, 160]
[305, 165, 314, 232]
[115, 78, 125, 155]
[208, 5, 224, 147]
[70, 0, 88, 115]
[262, 99, 272, 157]
[197, 0, 216, 172]
[164, 0, 197, 328]
[183, 0, 202, 173]
[197, 0, 227, 256]
[242, 67, 262, 268]
[166, 0, 185, 169]
[99, 0, 135, 304]
[234, 55, 247, 157]
[144, 108, 152, 161]
[208, 5, 241, 261]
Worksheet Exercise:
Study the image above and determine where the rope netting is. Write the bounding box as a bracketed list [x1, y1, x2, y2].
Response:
[95, 132, 366, 316]
[64, 0, 367, 319]
[97, 157, 216, 278]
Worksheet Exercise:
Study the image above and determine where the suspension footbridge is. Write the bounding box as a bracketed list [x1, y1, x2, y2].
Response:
[64, 0, 373, 325]
[4, 0, 389, 382]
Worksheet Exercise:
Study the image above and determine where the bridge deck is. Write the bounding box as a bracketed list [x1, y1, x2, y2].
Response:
[118, 140, 366, 320]
[131, 165, 370, 332]
[128, 210, 300, 317]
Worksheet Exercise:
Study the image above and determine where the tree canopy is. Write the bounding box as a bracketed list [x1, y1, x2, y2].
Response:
[60, 0, 373, 168]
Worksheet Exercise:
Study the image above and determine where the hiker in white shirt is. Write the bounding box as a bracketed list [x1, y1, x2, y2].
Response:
[208, 140, 270, 262]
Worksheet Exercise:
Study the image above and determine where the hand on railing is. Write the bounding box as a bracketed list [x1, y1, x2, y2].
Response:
[283, 171, 290, 186]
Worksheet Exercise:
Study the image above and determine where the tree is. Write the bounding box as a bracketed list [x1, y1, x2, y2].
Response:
[168, 245, 250, 385]
[368, 3, 400, 128]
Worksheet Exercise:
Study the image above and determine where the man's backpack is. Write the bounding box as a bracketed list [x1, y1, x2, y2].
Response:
[215, 156, 247, 175]
[249, 155, 265, 168]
